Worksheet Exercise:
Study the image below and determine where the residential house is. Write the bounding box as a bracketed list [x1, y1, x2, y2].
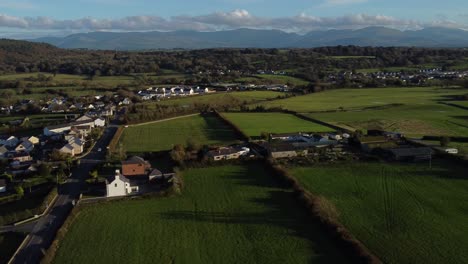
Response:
[183, 87, 194, 95]
[12, 152, 33, 162]
[106, 170, 135, 197]
[206, 147, 250, 161]
[94, 117, 106, 127]
[44, 119, 95, 136]
[72, 125, 92, 137]
[68, 137, 84, 155]
[58, 144, 75, 156]
[122, 156, 151, 177]
[0, 136, 19, 148]
[15, 140, 34, 153]
[0, 179, 6, 193]
[95, 101, 105, 109]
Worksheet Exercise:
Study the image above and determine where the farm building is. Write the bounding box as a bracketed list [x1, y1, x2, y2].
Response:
[267, 143, 308, 159]
[389, 147, 433, 161]
[122, 156, 152, 177]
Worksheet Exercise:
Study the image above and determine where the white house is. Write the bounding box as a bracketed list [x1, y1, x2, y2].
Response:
[76, 115, 94, 122]
[0, 179, 6, 193]
[183, 87, 194, 95]
[94, 117, 106, 127]
[44, 124, 72, 136]
[106, 170, 137, 197]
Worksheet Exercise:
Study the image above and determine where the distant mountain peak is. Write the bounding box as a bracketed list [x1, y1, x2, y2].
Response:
[31, 26, 468, 50]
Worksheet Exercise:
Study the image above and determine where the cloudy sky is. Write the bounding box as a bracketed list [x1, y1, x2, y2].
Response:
[1, 0, 468, 38]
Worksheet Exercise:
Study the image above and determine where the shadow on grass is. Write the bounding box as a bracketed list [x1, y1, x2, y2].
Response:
[201, 114, 241, 143]
[155, 162, 348, 263]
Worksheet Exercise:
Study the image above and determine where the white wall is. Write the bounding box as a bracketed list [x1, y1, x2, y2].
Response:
[0, 186, 6, 193]
[106, 176, 130, 197]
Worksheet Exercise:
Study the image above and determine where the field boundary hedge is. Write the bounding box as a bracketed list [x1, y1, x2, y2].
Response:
[264, 159, 382, 264]
[108, 126, 124, 152]
[213, 111, 250, 141]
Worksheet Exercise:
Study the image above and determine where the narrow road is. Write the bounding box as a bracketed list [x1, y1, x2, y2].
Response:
[11, 125, 117, 264]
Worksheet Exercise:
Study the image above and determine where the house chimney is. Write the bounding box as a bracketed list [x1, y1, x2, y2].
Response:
[115, 169, 120, 178]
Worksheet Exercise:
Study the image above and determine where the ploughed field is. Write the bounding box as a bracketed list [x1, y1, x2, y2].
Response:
[119, 114, 239, 152]
[52, 164, 347, 264]
[291, 161, 468, 264]
[254, 87, 468, 136]
[222, 112, 334, 138]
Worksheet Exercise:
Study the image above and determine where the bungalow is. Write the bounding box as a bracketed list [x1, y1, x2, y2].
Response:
[106, 169, 136, 197]
[206, 147, 250, 161]
[12, 152, 32, 162]
[183, 87, 194, 95]
[122, 156, 151, 177]
[44, 119, 95, 136]
[58, 144, 75, 156]
[0, 179, 6, 193]
[0, 136, 19, 148]
[15, 140, 34, 153]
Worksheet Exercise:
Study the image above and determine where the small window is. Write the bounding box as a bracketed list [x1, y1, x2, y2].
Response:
[115, 183, 117, 187]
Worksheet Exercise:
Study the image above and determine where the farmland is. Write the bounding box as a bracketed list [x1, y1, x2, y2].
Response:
[119, 114, 239, 152]
[154, 91, 285, 107]
[254, 87, 468, 137]
[222, 112, 334, 137]
[52, 164, 347, 264]
[291, 161, 468, 264]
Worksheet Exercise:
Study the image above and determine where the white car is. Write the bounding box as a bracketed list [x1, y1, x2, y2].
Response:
[98, 148, 102, 152]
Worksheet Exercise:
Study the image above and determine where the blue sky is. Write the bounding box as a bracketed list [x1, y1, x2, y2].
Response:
[1, 0, 468, 38]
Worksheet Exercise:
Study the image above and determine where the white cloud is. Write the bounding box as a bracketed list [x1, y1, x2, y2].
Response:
[0, 11, 466, 34]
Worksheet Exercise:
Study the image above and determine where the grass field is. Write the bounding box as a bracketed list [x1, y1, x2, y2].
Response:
[291, 161, 468, 264]
[254, 87, 468, 136]
[120, 114, 239, 152]
[154, 91, 285, 108]
[52, 164, 347, 264]
[222, 112, 334, 137]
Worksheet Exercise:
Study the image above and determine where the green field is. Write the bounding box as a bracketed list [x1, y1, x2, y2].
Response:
[52, 164, 347, 264]
[254, 87, 468, 136]
[222, 112, 334, 137]
[154, 91, 285, 108]
[291, 161, 468, 264]
[120, 114, 239, 152]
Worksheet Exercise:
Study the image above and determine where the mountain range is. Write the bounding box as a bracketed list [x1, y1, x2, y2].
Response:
[32, 27, 468, 50]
